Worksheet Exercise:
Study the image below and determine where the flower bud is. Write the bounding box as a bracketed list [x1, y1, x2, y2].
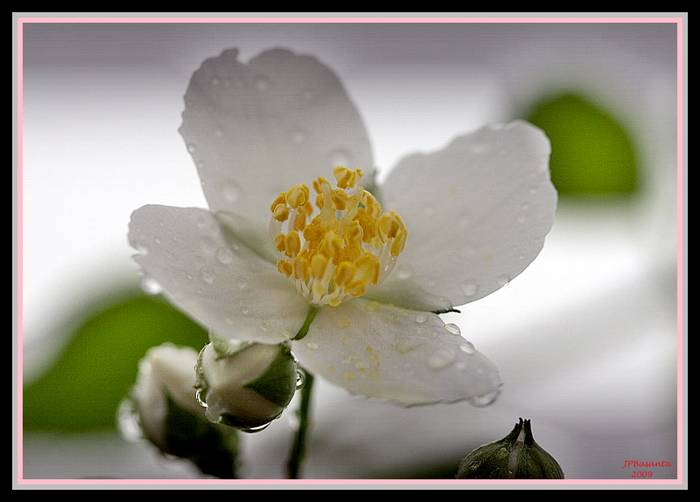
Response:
[195, 339, 298, 431]
[130, 343, 203, 449]
[456, 418, 565, 479]
[123, 343, 239, 478]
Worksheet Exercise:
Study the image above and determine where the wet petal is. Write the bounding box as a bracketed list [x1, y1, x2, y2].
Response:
[293, 299, 502, 406]
[371, 121, 557, 311]
[179, 48, 374, 257]
[128, 204, 308, 343]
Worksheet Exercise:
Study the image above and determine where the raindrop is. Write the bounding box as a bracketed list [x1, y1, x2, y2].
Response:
[459, 342, 476, 354]
[469, 388, 501, 408]
[195, 388, 208, 407]
[216, 247, 234, 264]
[254, 75, 271, 91]
[461, 281, 479, 297]
[444, 323, 461, 336]
[185, 273, 194, 280]
[238, 422, 271, 434]
[295, 369, 306, 389]
[415, 314, 428, 324]
[396, 264, 413, 280]
[116, 398, 143, 442]
[141, 276, 162, 295]
[497, 274, 511, 287]
[222, 182, 240, 202]
[330, 149, 351, 167]
[187, 143, 197, 153]
[427, 348, 456, 369]
[305, 342, 319, 351]
[290, 129, 306, 144]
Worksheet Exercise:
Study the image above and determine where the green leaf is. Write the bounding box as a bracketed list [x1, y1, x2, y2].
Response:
[24, 291, 208, 432]
[244, 344, 297, 408]
[524, 92, 640, 196]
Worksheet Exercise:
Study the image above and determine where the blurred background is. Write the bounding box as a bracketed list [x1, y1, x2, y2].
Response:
[21, 22, 678, 479]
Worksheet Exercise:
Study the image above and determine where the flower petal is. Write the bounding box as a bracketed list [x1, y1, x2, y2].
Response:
[293, 299, 502, 406]
[371, 120, 557, 311]
[179, 47, 374, 257]
[128, 205, 308, 343]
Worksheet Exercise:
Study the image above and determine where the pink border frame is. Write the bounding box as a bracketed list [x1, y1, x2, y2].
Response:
[15, 15, 685, 488]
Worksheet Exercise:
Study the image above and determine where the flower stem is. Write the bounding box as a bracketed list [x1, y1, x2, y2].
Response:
[286, 369, 314, 479]
[292, 306, 318, 341]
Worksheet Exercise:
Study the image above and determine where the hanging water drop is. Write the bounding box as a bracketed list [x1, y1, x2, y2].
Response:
[141, 276, 162, 295]
[295, 369, 306, 389]
[459, 342, 476, 354]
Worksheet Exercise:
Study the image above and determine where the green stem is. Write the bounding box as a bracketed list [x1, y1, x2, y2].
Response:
[292, 306, 318, 341]
[286, 370, 314, 479]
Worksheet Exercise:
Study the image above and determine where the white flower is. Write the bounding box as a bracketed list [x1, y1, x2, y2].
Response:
[132, 343, 202, 449]
[128, 48, 557, 406]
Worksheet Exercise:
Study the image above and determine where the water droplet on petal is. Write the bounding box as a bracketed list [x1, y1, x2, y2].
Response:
[222, 182, 240, 202]
[305, 342, 319, 351]
[140, 276, 162, 295]
[330, 149, 351, 167]
[185, 273, 194, 280]
[460, 342, 476, 354]
[290, 129, 306, 144]
[195, 388, 208, 407]
[187, 143, 196, 153]
[497, 275, 511, 287]
[238, 281, 248, 290]
[239, 422, 272, 434]
[461, 281, 479, 297]
[254, 75, 270, 91]
[415, 314, 427, 324]
[154, 237, 161, 245]
[396, 264, 413, 280]
[241, 306, 250, 315]
[469, 388, 501, 408]
[216, 247, 234, 264]
[444, 323, 461, 336]
[427, 348, 456, 369]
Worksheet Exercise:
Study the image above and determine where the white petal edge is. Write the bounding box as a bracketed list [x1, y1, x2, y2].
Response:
[128, 205, 309, 344]
[369, 120, 557, 312]
[179, 47, 375, 260]
[292, 299, 502, 406]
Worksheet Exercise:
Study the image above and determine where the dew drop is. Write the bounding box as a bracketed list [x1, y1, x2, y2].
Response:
[295, 369, 306, 389]
[427, 348, 456, 369]
[461, 281, 479, 297]
[444, 323, 461, 336]
[330, 149, 351, 167]
[396, 264, 413, 280]
[185, 273, 194, 280]
[290, 129, 306, 144]
[222, 182, 240, 202]
[305, 342, 319, 351]
[254, 75, 270, 91]
[469, 388, 501, 408]
[415, 314, 427, 324]
[187, 143, 197, 153]
[459, 342, 476, 354]
[497, 274, 511, 287]
[195, 388, 208, 407]
[216, 247, 234, 264]
[140, 276, 162, 295]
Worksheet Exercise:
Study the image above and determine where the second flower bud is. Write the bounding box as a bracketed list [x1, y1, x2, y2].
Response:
[195, 339, 299, 432]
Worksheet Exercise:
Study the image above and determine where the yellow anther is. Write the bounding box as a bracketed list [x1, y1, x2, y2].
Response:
[335, 261, 355, 287]
[277, 259, 293, 277]
[311, 254, 329, 280]
[274, 233, 286, 253]
[272, 205, 289, 222]
[286, 184, 310, 208]
[285, 231, 301, 257]
[270, 169, 407, 307]
[293, 257, 310, 281]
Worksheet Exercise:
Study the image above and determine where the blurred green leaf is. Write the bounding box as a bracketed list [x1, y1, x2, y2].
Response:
[525, 93, 639, 196]
[24, 293, 208, 432]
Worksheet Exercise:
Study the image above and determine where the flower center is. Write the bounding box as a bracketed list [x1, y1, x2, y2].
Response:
[269, 167, 407, 307]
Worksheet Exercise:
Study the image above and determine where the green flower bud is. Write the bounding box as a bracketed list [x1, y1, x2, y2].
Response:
[456, 418, 565, 479]
[195, 339, 298, 432]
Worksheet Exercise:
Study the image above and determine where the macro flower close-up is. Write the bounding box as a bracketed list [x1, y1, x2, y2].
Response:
[127, 48, 557, 411]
